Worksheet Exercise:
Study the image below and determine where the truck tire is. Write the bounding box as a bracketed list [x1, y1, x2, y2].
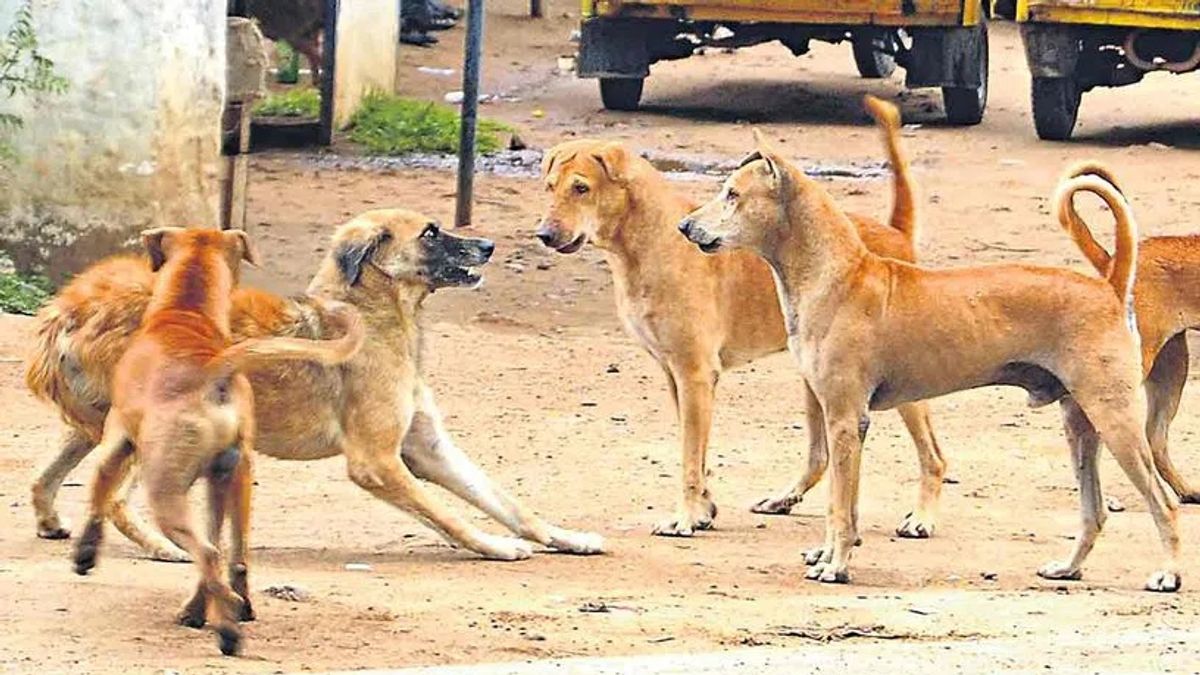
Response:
[852, 41, 896, 79]
[1031, 76, 1081, 140]
[599, 77, 644, 111]
[941, 19, 989, 125]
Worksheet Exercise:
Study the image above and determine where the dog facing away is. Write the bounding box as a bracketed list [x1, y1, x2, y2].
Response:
[535, 105, 947, 539]
[69, 227, 365, 655]
[678, 105, 1181, 592]
[1058, 162, 1200, 503]
[27, 209, 604, 569]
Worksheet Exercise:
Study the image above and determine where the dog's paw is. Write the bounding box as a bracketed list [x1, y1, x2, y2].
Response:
[217, 625, 242, 656]
[895, 511, 935, 539]
[1037, 560, 1083, 581]
[803, 544, 832, 566]
[149, 544, 192, 563]
[1178, 491, 1200, 505]
[37, 518, 71, 540]
[1146, 570, 1181, 593]
[749, 493, 799, 515]
[652, 496, 717, 537]
[479, 536, 534, 561]
[176, 605, 208, 629]
[547, 528, 606, 555]
[805, 562, 850, 584]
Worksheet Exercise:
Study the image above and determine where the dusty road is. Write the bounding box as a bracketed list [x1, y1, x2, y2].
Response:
[2, 2, 1199, 672]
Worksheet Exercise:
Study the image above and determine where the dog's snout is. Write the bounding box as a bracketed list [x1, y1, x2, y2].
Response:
[479, 239, 496, 259]
[535, 225, 556, 246]
[678, 218, 694, 237]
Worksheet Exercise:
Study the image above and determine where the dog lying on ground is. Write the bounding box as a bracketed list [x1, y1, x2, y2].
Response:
[677, 97, 1181, 592]
[1059, 162, 1200, 504]
[69, 227, 365, 655]
[535, 105, 947, 538]
[27, 209, 604, 566]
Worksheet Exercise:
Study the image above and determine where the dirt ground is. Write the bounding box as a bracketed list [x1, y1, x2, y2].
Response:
[3, 2, 1200, 672]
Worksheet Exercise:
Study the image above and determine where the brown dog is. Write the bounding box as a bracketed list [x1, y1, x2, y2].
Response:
[28, 210, 604, 568]
[68, 227, 364, 655]
[1058, 162, 1200, 503]
[535, 111, 947, 538]
[678, 99, 1181, 591]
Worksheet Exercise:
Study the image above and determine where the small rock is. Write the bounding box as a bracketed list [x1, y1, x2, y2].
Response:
[981, 571, 998, 581]
[344, 562, 372, 572]
[263, 584, 313, 602]
[579, 601, 610, 613]
[1146, 142, 1171, 150]
[507, 131, 528, 151]
[536, 261, 553, 270]
[606, 364, 620, 373]
[1105, 496, 1125, 512]
[505, 262, 525, 273]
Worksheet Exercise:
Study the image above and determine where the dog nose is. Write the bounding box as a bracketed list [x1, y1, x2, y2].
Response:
[479, 239, 496, 259]
[535, 226, 555, 246]
[678, 218, 694, 237]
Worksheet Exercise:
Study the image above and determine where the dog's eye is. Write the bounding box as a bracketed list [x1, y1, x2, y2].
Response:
[726, 189, 739, 202]
[573, 182, 590, 195]
[421, 224, 439, 239]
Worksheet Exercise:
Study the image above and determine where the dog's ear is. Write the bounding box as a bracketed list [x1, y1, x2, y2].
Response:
[541, 145, 573, 180]
[590, 143, 629, 183]
[751, 128, 785, 188]
[223, 229, 261, 267]
[335, 228, 391, 286]
[140, 227, 184, 271]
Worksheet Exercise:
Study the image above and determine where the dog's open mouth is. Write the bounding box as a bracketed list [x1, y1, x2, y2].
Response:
[698, 238, 723, 253]
[431, 265, 483, 289]
[556, 234, 587, 255]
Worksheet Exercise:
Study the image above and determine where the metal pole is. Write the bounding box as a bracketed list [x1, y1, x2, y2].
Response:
[318, 0, 339, 146]
[454, 0, 484, 228]
[530, 0, 543, 18]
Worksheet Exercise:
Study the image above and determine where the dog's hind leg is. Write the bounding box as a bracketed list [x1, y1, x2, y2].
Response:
[227, 448, 255, 621]
[72, 417, 134, 576]
[32, 428, 93, 539]
[894, 401, 947, 539]
[752, 380, 827, 515]
[402, 390, 604, 555]
[1037, 398, 1105, 582]
[1145, 334, 1199, 503]
[652, 362, 719, 537]
[346, 437, 535, 561]
[106, 469, 192, 563]
[1075, 384, 1181, 592]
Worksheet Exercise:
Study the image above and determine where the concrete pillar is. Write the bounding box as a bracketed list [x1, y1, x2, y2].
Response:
[0, 0, 226, 281]
[333, 0, 400, 127]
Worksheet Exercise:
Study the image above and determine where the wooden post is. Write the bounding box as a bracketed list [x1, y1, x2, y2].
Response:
[530, 0, 543, 18]
[454, 0, 484, 228]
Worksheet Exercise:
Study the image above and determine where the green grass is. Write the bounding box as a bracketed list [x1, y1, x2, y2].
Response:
[254, 87, 320, 118]
[0, 269, 51, 315]
[347, 92, 510, 155]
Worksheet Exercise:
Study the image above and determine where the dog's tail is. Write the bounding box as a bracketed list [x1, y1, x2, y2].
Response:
[863, 95, 918, 245]
[1053, 173, 1138, 301]
[204, 301, 365, 385]
[1057, 161, 1126, 274]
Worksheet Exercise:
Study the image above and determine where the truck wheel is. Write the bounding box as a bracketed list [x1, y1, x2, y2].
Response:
[941, 19, 989, 125]
[599, 78, 644, 111]
[1031, 77, 1081, 140]
[852, 41, 896, 79]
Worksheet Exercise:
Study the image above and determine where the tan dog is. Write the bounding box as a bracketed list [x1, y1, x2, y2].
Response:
[68, 227, 364, 655]
[678, 101, 1181, 591]
[535, 111, 947, 538]
[1059, 162, 1200, 503]
[28, 210, 604, 569]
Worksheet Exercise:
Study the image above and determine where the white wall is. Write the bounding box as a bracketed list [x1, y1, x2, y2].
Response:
[334, 0, 399, 127]
[0, 0, 226, 279]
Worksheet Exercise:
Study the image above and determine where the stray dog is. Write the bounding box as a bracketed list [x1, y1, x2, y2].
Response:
[1059, 162, 1200, 503]
[677, 98, 1181, 591]
[69, 227, 364, 655]
[28, 209, 604, 568]
[535, 107, 947, 538]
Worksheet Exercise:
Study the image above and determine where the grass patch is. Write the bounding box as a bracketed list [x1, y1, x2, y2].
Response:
[0, 269, 51, 315]
[347, 92, 510, 155]
[254, 87, 320, 118]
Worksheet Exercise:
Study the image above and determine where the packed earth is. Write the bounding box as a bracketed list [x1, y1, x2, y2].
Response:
[2, 1, 1199, 672]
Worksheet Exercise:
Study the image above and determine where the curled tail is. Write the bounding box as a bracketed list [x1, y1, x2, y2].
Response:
[1057, 161, 1125, 274]
[1053, 174, 1138, 301]
[205, 301, 365, 383]
[863, 94, 918, 246]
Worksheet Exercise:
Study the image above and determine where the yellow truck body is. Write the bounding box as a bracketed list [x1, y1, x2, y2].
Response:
[1018, 0, 1200, 30]
[583, 0, 983, 26]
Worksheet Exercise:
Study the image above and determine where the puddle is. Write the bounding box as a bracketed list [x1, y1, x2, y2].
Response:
[298, 149, 889, 183]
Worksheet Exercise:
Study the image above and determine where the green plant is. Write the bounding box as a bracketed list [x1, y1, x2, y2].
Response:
[347, 92, 511, 155]
[254, 87, 320, 118]
[275, 40, 299, 84]
[1, 1, 68, 163]
[0, 264, 51, 314]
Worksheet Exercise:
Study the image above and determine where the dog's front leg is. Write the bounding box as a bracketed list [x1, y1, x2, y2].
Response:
[805, 405, 867, 584]
[652, 365, 719, 537]
[400, 387, 604, 555]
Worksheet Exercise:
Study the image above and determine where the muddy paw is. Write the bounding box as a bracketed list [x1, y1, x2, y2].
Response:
[1179, 491, 1200, 505]
[547, 529, 606, 555]
[749, 494, 798, 515]
[37, 521, 71, 540]
[481, 536, 534, 561]
[803, 545, 832, 566]
[1037, 561, 1083, 581]
[238, 598, 256, 622]
[805, 562, 850, 584]
[217, 626, 242, 656]
[1146, 570, 1181, 593]
[895, 512, 935, 539]
[176, 606, 207, 629]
